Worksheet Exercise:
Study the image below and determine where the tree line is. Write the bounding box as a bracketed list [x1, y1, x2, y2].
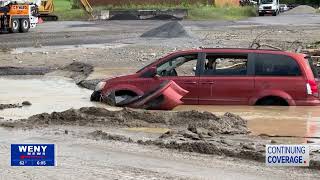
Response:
[280, 0, 320, 7]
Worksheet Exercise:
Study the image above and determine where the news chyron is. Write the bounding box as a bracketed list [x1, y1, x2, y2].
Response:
[266, 145, 309, 166]
[11, 144, 55, 166]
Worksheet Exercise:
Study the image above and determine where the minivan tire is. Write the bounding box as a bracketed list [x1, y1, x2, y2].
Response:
[256, 97, 288, 106]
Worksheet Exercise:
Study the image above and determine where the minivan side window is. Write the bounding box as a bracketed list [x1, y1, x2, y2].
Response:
[306, 56, 319, 78]
[202, 54, 248, 76]
[156, 54, 198, 77]
[255, 54, 301, 76]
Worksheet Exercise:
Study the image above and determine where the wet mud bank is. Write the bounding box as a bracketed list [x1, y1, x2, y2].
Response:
[0, 104, 21, 110]
[78, 79, 103, 90]
[0, 101, 32, 110]
[0, 67, 51, 76]
[0, 107, 248, 133]
[2, 107, 320, 169]
[0, 62, 97, 90]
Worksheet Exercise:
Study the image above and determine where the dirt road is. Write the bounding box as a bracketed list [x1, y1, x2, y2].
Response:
[0, 127, 319, 180]
[0, 13, 320, 48]
[1, 13, 320, 77]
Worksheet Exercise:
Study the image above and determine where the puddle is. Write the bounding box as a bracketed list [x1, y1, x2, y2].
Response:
[175, 105, 320, 143]
[0, 76, 109, 120]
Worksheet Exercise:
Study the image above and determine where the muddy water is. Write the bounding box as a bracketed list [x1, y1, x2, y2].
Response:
[175, 105, 320, 142]
[1, 75, 320, 143]
[0, 76, 104, 120]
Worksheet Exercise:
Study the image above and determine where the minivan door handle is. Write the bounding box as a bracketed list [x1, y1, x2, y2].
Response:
[184, 81, 197, 84]
[201, 81, 214, 84]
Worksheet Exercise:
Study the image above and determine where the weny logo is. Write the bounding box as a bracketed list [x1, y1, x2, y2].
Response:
[11, 144, 55, 166]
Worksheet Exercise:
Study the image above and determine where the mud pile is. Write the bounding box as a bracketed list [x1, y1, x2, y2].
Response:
[61, 62, 94, 84]
[284, 5, 316, 14]
[141, 21, 190, 38]
[138, 136, 266, 162]
[1, 107, 248, 134]
[78, 79, 102, 90]
[0, 67, 50, 76]
[0, 104, 22, 110]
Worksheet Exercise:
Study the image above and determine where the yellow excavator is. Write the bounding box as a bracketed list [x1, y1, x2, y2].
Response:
[38, 0, 93, 21]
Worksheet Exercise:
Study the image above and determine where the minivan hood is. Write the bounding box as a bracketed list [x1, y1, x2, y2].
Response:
[104, 73, 138, 82]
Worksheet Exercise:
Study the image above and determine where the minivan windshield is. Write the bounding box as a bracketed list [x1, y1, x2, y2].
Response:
[261, 0, 274, 4]
[306, 56, 319, 79]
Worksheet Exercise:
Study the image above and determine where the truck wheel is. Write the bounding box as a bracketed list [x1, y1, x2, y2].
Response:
[272, 11, 277, 16]
[19, 19, 30, 33]
[259, 13, 264, 16]
[9, 19, 20, 33]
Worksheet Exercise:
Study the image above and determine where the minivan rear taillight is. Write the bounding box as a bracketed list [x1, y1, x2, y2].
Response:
[306, 80, 319, 97]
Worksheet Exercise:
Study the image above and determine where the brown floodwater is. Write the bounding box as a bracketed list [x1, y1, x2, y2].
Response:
[0, 76, 118, 120]
[1, 76, 320, 143]
[175, 105, 320, 143]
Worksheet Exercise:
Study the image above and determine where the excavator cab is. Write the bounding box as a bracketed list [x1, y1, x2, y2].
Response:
[38, 0, 58, 21]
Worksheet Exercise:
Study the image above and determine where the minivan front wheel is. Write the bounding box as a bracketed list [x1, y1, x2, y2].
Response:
[255, 96, 289, 106]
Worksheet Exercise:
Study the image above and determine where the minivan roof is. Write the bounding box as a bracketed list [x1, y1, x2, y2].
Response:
[172, 48, 304, 57]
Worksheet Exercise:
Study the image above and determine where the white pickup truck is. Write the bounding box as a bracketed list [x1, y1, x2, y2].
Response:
[258, 0, 280, 16]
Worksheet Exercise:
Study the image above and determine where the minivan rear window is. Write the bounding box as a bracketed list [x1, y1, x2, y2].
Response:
[255, 54, 301, 76]
[306, 56, 319, 78]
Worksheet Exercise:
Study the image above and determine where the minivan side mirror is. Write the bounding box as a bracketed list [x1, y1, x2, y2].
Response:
[148, 67, 157, 77]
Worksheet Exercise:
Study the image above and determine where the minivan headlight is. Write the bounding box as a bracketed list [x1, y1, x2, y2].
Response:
[95, 81, 106, 91]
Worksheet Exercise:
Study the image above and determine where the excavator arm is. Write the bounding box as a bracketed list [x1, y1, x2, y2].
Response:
[38, 0, 93, 21]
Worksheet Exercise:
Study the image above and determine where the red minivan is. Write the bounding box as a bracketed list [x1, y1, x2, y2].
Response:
[91, 48, 320, 106]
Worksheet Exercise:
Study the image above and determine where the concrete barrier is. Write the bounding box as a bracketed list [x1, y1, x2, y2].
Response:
[94, 9, 188, 20]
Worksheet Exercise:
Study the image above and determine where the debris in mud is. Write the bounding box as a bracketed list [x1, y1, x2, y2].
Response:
[22, 101, 32, 106]
[141, 21, 191, 38]
[0, 67, 50, 76]
[0, 107, 248, 135]
[0, 104, 22, 110]
[78, 79, 102, 90]
[101, 80, 188, 110]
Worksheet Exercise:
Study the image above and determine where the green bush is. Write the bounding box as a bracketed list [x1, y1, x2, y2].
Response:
[188, 6, 257, 20]
[53, 0, 257, 20]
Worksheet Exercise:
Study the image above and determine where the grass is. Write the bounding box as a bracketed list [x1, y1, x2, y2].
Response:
[53, 0, 257, 21]
[54, 0, 89, 20]
[188, 6, 257, 20]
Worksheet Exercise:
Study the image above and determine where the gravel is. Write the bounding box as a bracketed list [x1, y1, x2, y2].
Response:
[284, 5, 317, 14]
